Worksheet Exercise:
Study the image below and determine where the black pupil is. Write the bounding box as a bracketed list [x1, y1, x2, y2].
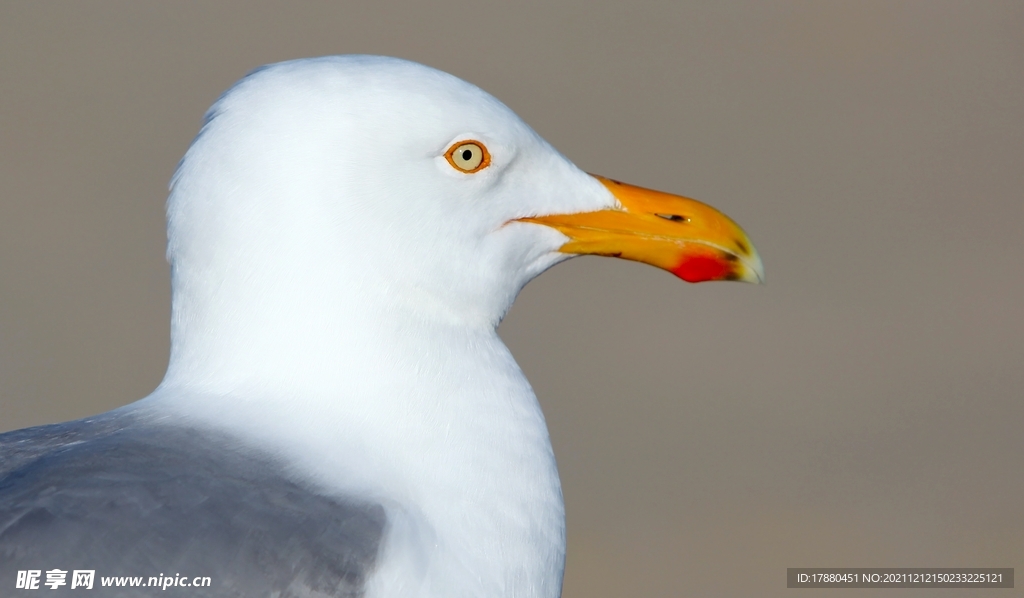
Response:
[461, 149, 473, 161]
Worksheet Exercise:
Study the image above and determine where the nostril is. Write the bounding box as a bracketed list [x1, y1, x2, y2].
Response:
[655, 213, 689, 223]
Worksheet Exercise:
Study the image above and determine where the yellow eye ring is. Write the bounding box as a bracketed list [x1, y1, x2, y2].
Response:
[445, 140, 491, 173]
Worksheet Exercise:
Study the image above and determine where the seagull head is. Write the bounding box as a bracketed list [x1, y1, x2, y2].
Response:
[164, 56, 762, 384]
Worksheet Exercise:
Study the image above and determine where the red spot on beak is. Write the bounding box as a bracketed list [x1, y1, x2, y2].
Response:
[671, 254, 731, 283]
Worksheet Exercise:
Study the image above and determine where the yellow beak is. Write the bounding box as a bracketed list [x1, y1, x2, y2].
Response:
[518, 175, 764, 283]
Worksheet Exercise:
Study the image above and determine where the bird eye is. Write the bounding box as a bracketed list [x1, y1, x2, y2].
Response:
[445, 141, 490, 173]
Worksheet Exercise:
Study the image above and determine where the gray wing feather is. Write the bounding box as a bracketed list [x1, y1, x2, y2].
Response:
[0, 412, 386, 597]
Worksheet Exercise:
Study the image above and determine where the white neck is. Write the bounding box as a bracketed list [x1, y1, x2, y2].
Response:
[148, 309, 565, 597]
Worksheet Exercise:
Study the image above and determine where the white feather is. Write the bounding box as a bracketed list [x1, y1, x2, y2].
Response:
[139, 55, 616, 598]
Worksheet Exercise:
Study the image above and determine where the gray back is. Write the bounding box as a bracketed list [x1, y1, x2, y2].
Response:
[0, 412, 386, 597]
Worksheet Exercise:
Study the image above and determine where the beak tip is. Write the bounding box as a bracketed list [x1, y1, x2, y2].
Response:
[740, 248, 765, 285]
[748, 252, 766, 285]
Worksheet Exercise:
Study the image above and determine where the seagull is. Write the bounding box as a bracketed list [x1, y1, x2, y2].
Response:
[0, 56, 762, 597]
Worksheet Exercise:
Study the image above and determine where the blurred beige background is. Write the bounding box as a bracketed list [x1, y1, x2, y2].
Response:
[1, 2, 1021, 596]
